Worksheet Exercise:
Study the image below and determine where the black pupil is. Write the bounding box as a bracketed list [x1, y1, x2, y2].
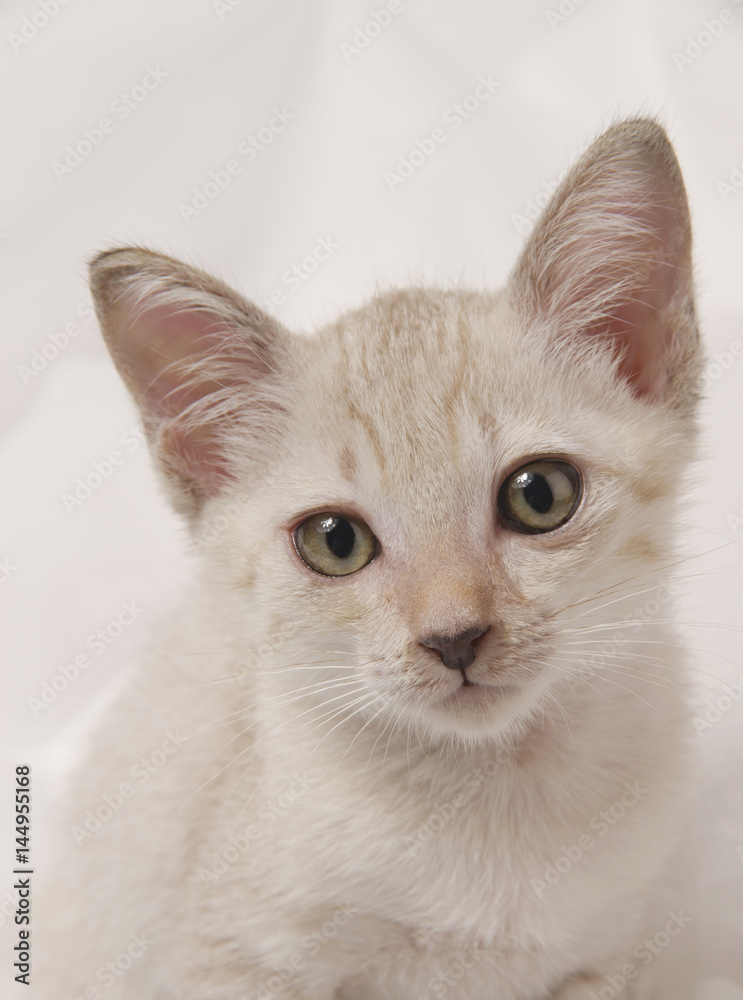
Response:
[522, 474, 553, 514]
[326, 519, 356, 559]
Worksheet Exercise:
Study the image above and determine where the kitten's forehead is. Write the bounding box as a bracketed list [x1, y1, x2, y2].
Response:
[315, 288, 504, 474]
[283, 286, 646, 542]
[285, 288, 542, 537]
[331, 287, 490, 397]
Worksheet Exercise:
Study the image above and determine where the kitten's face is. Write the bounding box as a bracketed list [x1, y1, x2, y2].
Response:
[212, 286, 691, 742]
[90, 118, 699, 746]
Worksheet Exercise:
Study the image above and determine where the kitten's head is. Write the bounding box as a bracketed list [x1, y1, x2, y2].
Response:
[91, 118, 700, 745]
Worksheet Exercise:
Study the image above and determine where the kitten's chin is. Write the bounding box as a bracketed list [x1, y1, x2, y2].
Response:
[418, 680, 531, 741]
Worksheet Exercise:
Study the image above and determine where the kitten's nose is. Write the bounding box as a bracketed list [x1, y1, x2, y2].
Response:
[420, 626, 489, 675]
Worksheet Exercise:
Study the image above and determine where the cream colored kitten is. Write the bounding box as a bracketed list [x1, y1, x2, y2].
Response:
[44, 118, 701, 999]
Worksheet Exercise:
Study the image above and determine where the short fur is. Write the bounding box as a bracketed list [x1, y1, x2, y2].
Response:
[42, 118, 701, 999]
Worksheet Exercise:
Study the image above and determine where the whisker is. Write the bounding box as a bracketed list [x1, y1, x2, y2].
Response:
[523, 656, 609, 705]
[557, 640, 735, 686]
[173, 682, 369, 814]
[557, 631, 743, 678]
[571, 665, 679, 731]
[300, 691, 381, 750]
[557, 579, 683, 624]
[364, 711, 396, 778]
[306, 694, 387, 765]
[562, 618, 743, 635]
[554, 539, 740, 617]
[188, 676, 365, 738]
[332, 697, 392, 776]
[547, 653, 703, 702]
[381, 702, 410, 776]
[521, 661, 581, 740]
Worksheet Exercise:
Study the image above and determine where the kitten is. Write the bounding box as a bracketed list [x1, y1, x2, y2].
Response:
[43, 117, 701, 1000]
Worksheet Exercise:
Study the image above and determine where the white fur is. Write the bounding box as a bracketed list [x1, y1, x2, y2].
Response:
[40, 118, 701, 1000]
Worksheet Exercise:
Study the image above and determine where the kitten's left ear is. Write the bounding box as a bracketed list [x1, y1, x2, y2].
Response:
[510, 118, 699, 404]
[90, 247, 292, 517]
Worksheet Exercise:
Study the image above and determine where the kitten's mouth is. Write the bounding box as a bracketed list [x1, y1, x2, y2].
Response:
[417, 674, 530, 738]
[439, 678, 516, 706]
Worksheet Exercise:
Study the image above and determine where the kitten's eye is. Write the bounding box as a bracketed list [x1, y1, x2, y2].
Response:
[293, 513, 377, 577]
[498, 460, 582, 534]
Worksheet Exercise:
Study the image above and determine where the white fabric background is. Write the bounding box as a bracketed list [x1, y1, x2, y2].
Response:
[1, 1, 742, 996]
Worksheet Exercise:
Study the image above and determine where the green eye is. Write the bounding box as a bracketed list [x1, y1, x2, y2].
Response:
[293, 513, 377, 577]
[498, 460, 582, 533]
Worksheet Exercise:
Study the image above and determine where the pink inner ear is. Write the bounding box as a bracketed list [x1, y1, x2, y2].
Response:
[589, 263, 675, 401]
[158, 420, 230, 497]
[126, 305, 230, 418]
[518, 137, 693, 405]
[565, 195, 686, 402]
[115, 301, 262, 498]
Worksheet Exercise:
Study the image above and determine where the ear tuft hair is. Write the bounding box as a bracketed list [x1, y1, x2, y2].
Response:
[90, 247, 293, 518]
[510, 118, 700, 406]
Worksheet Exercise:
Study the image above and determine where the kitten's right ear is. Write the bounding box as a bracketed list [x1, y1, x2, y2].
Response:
[90, 247, 291, 518]
[510, 118, 699, 407]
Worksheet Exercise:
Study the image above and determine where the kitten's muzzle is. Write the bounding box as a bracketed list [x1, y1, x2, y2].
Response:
[420, 626, 489, 677]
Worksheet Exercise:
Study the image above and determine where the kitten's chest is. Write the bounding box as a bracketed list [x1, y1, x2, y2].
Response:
[269, 756, 575, 942]
[261, 719, 680, 947]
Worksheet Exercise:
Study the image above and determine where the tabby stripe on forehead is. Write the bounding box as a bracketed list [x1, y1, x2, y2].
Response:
[345, 398, 388, 480]
[338, 444, 358, 483]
